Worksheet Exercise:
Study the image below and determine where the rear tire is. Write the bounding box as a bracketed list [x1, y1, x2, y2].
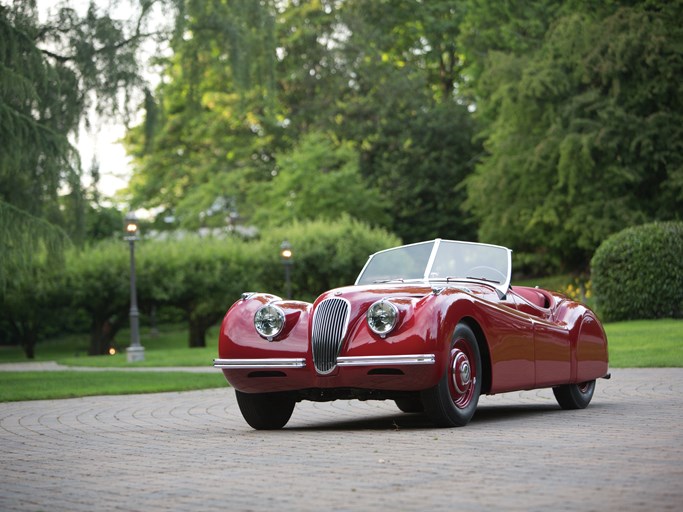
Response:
[421, 324, 482, 427]
[235, 390, 296, 430]
[552, 380, 595, 410]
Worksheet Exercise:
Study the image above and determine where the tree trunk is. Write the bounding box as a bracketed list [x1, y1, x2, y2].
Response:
[188, 318, 208, 348]
[89, 314, 126, 355]
[89, 316, 109, 355]
[7, 316, 36, 359]
[20, 327, 36, 359]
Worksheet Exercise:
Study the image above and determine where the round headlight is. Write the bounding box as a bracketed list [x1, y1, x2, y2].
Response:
[367, 300, 399, 336]
[254, 304, 285, 339]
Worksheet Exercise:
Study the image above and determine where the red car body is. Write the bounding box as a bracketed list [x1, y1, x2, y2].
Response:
[215, 240, 609, 429]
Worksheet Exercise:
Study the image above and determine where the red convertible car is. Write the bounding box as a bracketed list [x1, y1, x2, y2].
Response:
[214, 239, 609, 429]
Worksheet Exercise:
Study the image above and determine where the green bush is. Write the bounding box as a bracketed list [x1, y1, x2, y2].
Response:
[591, 222, 683, 321]
[1, 218, 401, 357]
[255, 216, 401, 302]
[137, 236, 258, 347]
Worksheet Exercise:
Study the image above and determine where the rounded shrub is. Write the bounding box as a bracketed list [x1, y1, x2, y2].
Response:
[591, 221, 683, 321]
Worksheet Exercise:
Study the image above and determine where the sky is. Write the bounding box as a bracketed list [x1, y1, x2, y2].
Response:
[75, 120, 132, 199]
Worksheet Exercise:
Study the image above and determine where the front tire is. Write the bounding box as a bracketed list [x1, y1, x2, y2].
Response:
[421, 324, 482, 427]
[394, 396, 424, 413]
[235, 390, 296, 430]
[553, 380, 595, 410]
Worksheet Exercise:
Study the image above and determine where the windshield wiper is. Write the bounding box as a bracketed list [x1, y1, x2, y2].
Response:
[465, 276, 501, 284]
[372, 278, 405, 284]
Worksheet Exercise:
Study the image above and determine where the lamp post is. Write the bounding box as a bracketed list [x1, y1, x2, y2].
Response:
[280, 240, 293, 299]
[124, 212, 145, 362]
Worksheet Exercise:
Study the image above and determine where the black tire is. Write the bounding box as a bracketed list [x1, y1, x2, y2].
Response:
[552, 380, 596, 410]
[235, 390, 296, 430]
[421, 324, 482, 427]
[394, 396, 424, 413]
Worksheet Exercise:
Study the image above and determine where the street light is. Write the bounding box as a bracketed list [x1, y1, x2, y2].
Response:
[124, 212, 145, 362]
[280, 240, 293, 299]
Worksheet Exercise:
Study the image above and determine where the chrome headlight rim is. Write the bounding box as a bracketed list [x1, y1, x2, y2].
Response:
[366, 299, 399, 337]
[254, 303, 286, 340]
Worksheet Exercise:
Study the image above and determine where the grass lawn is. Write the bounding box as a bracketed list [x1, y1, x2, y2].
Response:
[0, 325, 228, 402]
[0, 324, 219, 367]
[604, 318, 683, 368]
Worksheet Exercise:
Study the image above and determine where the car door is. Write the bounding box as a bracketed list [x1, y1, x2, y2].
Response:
[509, 289, 571, 386]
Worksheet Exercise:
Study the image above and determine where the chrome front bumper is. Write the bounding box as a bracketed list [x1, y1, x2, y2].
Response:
[213, 358, 306, 369]
[213, 354, 435, 370]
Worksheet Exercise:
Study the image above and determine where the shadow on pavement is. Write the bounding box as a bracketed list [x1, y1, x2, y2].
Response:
[282, 402, 577, 431]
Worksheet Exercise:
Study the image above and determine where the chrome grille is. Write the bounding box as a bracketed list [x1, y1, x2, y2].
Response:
[311, 298, 350, 374]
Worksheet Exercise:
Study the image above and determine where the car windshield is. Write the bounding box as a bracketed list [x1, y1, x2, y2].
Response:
[355, 239, 511, 292]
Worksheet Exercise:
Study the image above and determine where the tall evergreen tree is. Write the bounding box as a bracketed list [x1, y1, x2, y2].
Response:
[0, 0, 163, 354]
[0, 0, 159, 286]
[463, 0, 683, 271]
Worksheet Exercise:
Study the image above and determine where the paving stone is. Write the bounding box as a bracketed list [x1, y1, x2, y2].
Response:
[1, 369, 682, 511]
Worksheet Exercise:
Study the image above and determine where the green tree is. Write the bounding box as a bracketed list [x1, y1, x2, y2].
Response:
[138, 237, 254, 348]
[126, 0, 482, 243]
[465, 1, 683, 270]
[1, 0, 162, 290]
[66, 241, 129, 355]
[333, 0, 480, 242]
[251, 133, 390, 228]
[0, 259, 64, 358]
[125, 0, 282, 229]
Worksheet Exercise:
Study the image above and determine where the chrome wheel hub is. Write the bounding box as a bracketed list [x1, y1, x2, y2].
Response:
[451, 350, 472, 394]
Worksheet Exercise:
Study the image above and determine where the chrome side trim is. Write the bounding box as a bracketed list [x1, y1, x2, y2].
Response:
[336, 354, 436, 367]
[213, 358, 306, 369]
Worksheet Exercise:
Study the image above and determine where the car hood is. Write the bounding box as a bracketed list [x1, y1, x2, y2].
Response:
[315, 283, 435, 305]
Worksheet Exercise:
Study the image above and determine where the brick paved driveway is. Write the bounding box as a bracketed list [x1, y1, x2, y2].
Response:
[1, 368, 681, 511]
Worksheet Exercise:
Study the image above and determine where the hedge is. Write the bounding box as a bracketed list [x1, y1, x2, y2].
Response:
[1, 217, 400, 357]
[591, 221, 683, 321]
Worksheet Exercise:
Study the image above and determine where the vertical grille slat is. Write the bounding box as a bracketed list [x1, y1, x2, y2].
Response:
[311, 298, 350, 374]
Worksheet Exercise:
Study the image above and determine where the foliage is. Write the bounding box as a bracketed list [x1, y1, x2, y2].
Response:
[562, 279, 592, 304]
[125, 0, 481, 243]
[305, 0, 481, 242]
[591, 222, 683, 321]
[251, 133, 390, 228]
[65, 240, 130, 355]
[357, 101, 479, 242]
[0, 217, 396, 357]
[137, 236, 255, 347]
[0, 0, 164, 290]
[464, 1, 683, 269]
[255, 216, 401, 302]
[124, 0, 282, 230]
[0, 254, 66, 358]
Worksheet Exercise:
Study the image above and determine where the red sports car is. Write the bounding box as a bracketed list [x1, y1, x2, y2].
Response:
[214, 239, 609, 429]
